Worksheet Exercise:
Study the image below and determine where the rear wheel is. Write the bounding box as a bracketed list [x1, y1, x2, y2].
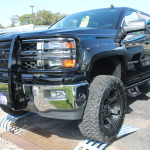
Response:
[79, 75, 127, 142]
[0, 105, 28, 116]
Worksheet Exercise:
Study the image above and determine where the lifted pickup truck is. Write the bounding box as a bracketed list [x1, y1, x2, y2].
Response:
[0, 7, 150, 142]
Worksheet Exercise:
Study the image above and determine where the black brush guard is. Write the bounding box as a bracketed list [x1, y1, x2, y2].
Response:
[0, 35, 27, 110]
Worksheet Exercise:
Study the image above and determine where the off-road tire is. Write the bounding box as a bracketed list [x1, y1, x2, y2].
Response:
[79, 75, 127, 142]
[0, 105, 28, 116]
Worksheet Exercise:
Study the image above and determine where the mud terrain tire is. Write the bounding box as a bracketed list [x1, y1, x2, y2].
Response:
[79, 75, 127, 142]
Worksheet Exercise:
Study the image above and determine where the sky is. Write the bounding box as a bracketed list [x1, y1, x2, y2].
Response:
[0, 0, 150, 27]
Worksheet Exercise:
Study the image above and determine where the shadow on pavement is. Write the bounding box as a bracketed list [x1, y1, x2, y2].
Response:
[126, 83, 150, 114]
[15, 113, 84, 141]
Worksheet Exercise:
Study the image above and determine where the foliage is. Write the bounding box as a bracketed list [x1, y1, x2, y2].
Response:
[34, 10, 66, 26]
[10, 15, 19, 27]
[13, 10, 67, 26]
[19, 14, 32, 25]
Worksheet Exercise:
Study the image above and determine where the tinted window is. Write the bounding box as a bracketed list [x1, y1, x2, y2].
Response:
[50, 9, 120, 29]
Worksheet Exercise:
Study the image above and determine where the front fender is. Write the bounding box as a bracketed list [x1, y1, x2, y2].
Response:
[77, 38, 128, 73]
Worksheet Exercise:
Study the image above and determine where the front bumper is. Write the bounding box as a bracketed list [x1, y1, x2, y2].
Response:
[0, 36, 88, 120]
[23, 81, 89, 120]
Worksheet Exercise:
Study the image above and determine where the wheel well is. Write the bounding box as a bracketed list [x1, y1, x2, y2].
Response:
[88, 56, 126, 83]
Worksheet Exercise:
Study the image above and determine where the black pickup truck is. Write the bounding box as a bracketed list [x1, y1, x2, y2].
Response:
[0, 7, 150, 142]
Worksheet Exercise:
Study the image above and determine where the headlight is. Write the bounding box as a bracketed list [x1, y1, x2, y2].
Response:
[44, 40, 76, 49]
[37, 38, 77, 69]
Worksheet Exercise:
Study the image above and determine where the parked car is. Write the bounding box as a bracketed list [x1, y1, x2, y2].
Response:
[0, 6, 150, 142]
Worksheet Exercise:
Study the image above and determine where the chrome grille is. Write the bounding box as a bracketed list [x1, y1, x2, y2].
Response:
[20, 41, 38, 70]
[22, 42, 36, 51]
[19, 38, 77, 70]
[22, 61, 37, 69]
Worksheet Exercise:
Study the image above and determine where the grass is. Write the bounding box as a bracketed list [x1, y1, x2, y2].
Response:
[0, 83, 8, 91]
[49, 86, 74, 109]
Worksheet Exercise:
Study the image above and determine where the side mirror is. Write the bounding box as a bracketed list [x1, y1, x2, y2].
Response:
[123, 21, 147, 33]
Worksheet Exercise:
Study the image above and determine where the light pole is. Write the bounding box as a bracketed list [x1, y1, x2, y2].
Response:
[29, 5, 35, 25]
[37, 0, 38, 13]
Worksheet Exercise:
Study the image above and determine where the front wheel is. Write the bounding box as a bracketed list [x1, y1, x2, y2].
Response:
[79, 75, 127, 142]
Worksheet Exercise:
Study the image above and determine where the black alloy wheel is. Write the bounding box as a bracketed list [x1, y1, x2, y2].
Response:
[102, 89, 121, 129]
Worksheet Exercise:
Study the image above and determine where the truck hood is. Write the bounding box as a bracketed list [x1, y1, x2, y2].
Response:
[19, 28, 118, 39]
[0, 28, 118, 40]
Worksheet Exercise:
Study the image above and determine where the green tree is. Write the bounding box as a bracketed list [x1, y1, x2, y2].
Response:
[19, 14, 32, 25]
[34, 10, 66, 26]
[11, 10, 67, 26]
[10, 15, 19, 27]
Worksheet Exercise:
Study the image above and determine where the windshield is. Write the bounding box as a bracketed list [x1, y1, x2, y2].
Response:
[50, 8, 120, 29]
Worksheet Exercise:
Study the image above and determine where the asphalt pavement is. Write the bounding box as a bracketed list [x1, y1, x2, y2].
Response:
[0, 84, 150, 150]
[111, 84, 150, 150]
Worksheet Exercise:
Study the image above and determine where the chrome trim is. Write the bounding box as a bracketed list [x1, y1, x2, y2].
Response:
[22, 38, 75, 42]
[20, 37, 77, 70]
[23, 81, 89, 111]
[37, 107, 84, 120]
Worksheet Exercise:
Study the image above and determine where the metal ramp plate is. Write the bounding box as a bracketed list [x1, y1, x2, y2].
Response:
[74, 125, 139, 150]
[0, 113, 31, 134]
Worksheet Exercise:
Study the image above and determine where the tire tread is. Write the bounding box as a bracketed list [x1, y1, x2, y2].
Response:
[79, 75, 126, 142]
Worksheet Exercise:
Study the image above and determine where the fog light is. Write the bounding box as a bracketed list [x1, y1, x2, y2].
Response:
[44, 90, 67, 101]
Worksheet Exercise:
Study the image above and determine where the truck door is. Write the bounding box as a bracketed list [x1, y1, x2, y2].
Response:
[122, 10, 150, 85]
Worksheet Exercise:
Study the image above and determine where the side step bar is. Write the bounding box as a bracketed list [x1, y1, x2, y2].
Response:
[126, 86, 141, 97]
